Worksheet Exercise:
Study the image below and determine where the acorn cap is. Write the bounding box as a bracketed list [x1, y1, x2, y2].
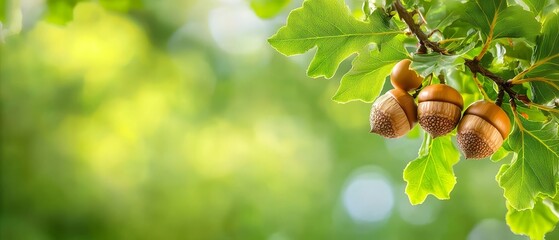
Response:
[388, 89, 417, 127]
[463, 101, 511, 139]
[418, 101, 462, 138]
[370, 89, 417, 138]
[390, 59, 423, 91]
[417, 84, 464, 109]
[457, 114, 504, 159]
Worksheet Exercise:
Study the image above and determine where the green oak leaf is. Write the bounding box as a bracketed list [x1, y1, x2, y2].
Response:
[497, 118, 559, 210]
[249, 0, 291, 19]
[491, 147, 510, 162]
[332, 35, 408, 103]
[516, 105, 550, 123]
[506, 199, 559, 240]
[422, 0, 462, 31]
[520, 0, 549, 16]
[404, 135, 460, 205]
[441, 26, 480, 55]
[498, 39, 533, 62]
[523, 13, 559, 103]
[268, 0, 400, 78]
[411, 53, 464, 77]
[461, 0, 540, 43]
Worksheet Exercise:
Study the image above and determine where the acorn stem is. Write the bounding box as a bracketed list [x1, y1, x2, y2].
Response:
[438, 74, 445, 84]
[495, 88, 504, 106]
[412, 88, 422, 98]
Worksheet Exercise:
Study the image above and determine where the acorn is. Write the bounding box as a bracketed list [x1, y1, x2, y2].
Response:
[417, 84, 464, 137]
[457, 101, 512, 159]
[390, 59, 423, 91]
[370, 88, 417, 138]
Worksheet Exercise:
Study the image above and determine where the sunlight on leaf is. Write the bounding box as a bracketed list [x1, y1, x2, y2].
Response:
[497, 118, 559, 210]
[461, 0, 540, 44]
[404, 135, 460, 205]
[411, 53, 463, 77]
[268, 0, 401, 78]
[524, 13, 559, 103]
[506, 199, 559, 240]
[333, 35, 408, 103]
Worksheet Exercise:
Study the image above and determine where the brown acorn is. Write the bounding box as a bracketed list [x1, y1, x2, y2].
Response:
[390, 59, 424, 91]
[417, 84, 464, 137]
[370, 88, 417, 138]
[457, 101, 512, 159]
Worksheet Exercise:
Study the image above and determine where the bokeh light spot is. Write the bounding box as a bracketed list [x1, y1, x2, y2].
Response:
[342, 167, 394, 223]
[209, 3, 268, 55]
[467, 219, 525, 240]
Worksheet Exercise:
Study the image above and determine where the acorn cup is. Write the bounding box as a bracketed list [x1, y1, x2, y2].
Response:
[457, 101, 512, 159]
[417, 84, 464, 137]
[390, 59, 423, 91]
[370, 88, 417, 138]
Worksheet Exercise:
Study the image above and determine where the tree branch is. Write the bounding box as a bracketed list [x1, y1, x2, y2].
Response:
[393, 0, 521, 105]
[393, 0, 447, 55]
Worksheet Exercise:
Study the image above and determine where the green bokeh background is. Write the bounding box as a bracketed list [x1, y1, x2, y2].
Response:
[0, 0, 556, 239]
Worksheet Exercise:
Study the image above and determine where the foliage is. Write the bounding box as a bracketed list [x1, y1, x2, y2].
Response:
[1, 0, 558, 238]
[403, 135, 460, 205]
[268, 0, 559, 239]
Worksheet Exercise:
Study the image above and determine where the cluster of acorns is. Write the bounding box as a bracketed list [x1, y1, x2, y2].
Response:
[370, 59, 512, 159]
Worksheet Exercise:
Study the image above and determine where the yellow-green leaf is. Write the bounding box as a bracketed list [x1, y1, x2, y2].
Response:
[268, 0, 400, 79]
[506, 199, 559, 240]
[461, 0, 541, 42]
[404, 135, 460, 205]
[497, 118, 559, 210]
[332, 35, 408, 103]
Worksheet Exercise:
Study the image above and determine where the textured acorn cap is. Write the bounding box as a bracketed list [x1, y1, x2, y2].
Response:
[390, 59, 423, 91]
[417, 84, 464, 109]
[457, 114, 504, 159]
[463, 101, 511, 139]
[370, 89, 417, 138]
[418, 101, 462, 137]
[388, 89, 417, 126]
[417, 84, 464, 137]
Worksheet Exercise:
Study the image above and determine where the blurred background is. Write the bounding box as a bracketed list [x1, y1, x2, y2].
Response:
[0, 0, 556, 239]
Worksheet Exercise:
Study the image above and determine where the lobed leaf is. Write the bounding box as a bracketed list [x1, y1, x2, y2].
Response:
[506, 199, 559, 240]
[497, 118, 559, 210]
[332, 35, 408, 103]
[410, 53, 464, 78]
[523, 13, 559, 103]
[520, 0, 549, 16]
[461, 0, 540, 42]
[268, 0, 401, 79]
[421, 0, 462, 31]
[404, 135, 460, 205]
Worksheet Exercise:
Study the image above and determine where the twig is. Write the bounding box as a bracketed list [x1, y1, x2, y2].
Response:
[509, 77, 559, 90]
[528, 103, 559, 113]
[393, 0, 448, 55]
[392, 0, 518, 104]
[495, 87, 504, 106]
[472, 75, 491, 101]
